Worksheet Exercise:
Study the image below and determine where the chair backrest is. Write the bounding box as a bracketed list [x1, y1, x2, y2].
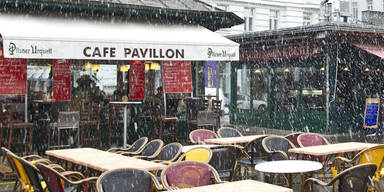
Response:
[130, 137, 148, 153]
[158, 142, 182, 162]
[161, 161, 220, 189]
[244, 135, 269, 163]
[80, 101, 101, 122]
[183, 147, 212, 163]
[284, 132, 303, 148]
[17, 156, 45, 192]
[96, 168, 160, 192]
[140, 139, 164, 158]
[197, 111, 217, 126]
[57, 111, 80, 128]
[189, 129, 218, 144]
[335, 163, 377, 192]
[36, 163, 65, 192]
[262, 136, 295, 160]
[297, 133, 329, 147]
[2, 147, 30, 191]
[217, 127, 242, 138]
[209, 145, 240, 180]
[185, 98, 203, 121]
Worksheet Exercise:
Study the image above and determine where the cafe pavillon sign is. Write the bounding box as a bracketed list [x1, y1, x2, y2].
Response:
[3, 40, 239, 61]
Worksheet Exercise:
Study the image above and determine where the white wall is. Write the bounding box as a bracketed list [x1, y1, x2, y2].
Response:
[203, 0, 321, 35]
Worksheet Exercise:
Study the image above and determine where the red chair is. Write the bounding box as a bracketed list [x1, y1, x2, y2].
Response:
[284, 132, 303, 148]
[189, 129, 218, 144]
[297, 133, 329, 147]
[160, 161, 223, 190]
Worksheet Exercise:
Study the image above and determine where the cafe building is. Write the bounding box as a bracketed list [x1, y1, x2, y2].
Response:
[0, 0, 242, 153]
[226, 22, 384, 134]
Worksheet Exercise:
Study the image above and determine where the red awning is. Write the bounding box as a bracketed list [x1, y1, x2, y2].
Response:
[352, 43, 384, 58]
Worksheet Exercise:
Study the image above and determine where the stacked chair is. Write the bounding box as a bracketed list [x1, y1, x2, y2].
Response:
[189, 129, 218, 144]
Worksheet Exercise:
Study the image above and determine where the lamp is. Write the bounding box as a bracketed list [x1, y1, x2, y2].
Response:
[254, 69, 261, 73]
[120, 65, 129, 72]
[320, 67, 325, 71]
[284, 68, 290, 72]
[343, 67, 350, 71]
[92, 64, 100, 71]
[145, 64, 150, 71]
[364, 68, 370, 72]
[84, 62, 92, 69]
[150, 62, 159, 70]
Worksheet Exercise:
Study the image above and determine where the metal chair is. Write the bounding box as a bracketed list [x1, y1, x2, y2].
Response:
[121, 139, 164, 160]
[304, 163, 377, 192]
[331, 144, 384, 192]
[189, 128, 218, 144]
[152, 142, 183, 164]
[48, 111, 80, 149]
[160, 161, 224, 190]
[217, 127, 243, 138]
[36, 163, 98, 192]
[107, 137, 148, 155]
[177, 147, 212, 163]
[297, 133, 330, 147]
[197, 110, 218, 131]
[284, 132, 303, 148]
[96, 168, 163, 192]
[262, 136, 296, 160]
[209, 145, 243, 181]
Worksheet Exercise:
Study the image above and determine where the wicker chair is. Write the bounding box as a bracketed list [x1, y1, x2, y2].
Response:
[96, 168, 163, 192]
[262, 136, 296, 160]
[152, 142, 183, 164]
[189, 129, 218, 144]
[121, 139, 164, 160]
[304, 163, 377, 192]
[107, 137, 148, 155]
[217, 127, 243, 138]
[160, 161, 224, 190]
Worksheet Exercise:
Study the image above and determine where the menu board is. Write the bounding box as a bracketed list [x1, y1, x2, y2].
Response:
[129, 60, 145, 100]
[364, 98, 380, 129]
[0, 48, 27, 95]
[52, 59, 71, 101]
[162, 61, 192, 93]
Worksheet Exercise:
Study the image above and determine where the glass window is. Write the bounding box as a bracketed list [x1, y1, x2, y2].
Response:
[252, 68, 268, 110]
[301, 67, 324, 111]
[236, 65, 251, 110]
[269, 10, 279, 30]
[275, 67, 297, 112]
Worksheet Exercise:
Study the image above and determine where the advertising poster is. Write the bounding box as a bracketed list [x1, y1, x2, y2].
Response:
[53, 59, 71, 101]
[205, 61, 216, 88]
[364, 98, 380, 129]
[0, 47, 27, 95]
[162, 61, 192, 93]
[129, 60, 146, 100]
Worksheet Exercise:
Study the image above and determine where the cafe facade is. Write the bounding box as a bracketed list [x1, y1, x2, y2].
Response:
[226, 22, 384, 134]
[0, 0, 242, 151]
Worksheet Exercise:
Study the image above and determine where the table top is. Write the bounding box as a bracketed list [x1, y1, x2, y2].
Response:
[182, 144, 219, 153]
[204, 135, 266, 145]
[255, 160, 323, 174]
[109, 101, 142, 104]
[45, 148, 165, 172]
[169, 180, 292, 192]
[288, 142, 378, 156]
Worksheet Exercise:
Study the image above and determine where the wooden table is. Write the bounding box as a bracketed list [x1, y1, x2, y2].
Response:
[45, 148, 165, 172]
[288, 142, 378, 156]
[169, 180, 292, 192]
[204, 135, 266, 145]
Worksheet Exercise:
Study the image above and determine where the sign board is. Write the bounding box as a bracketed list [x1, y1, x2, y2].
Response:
[205, 61, 216, 88]
[241, 42, 322, 62]
[3, 39, 239, 61]
[0, 48, 27, 95]
[129, 60, 146, 100]
[364, 98, 380, 129]
[52, 59, 71, 101]
[162, 61, 192, 93]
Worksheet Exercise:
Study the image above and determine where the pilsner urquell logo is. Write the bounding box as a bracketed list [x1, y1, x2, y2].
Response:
[8, 42, 16, 55]
[207, 48, 213, 58]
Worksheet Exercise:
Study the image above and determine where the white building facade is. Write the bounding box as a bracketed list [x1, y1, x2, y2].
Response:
[203, 0, 321, 35]
[320, 0, 384, 24]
